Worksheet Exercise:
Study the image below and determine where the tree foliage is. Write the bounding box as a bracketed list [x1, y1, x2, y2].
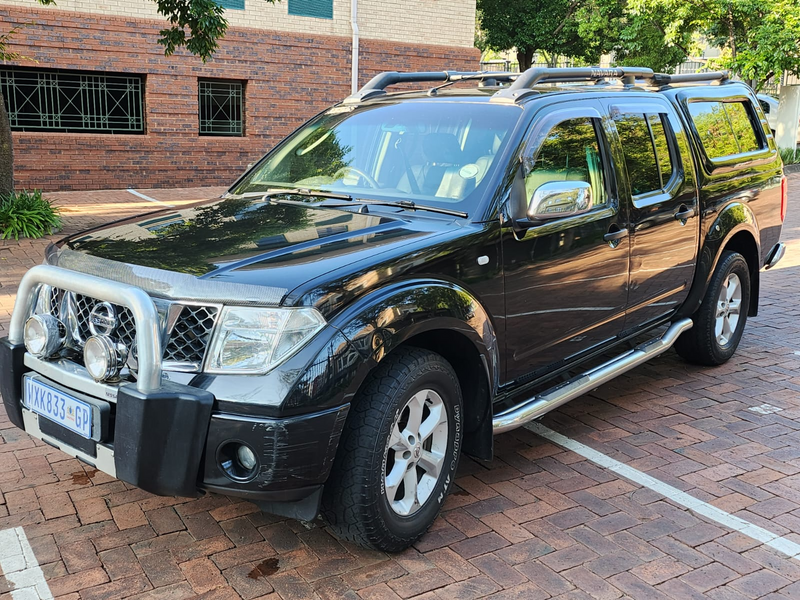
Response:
[479, 0, 800, 87]
[631, 0, 800, 89]
[611, 8, 693, 73]
[476, 0, 625, 70]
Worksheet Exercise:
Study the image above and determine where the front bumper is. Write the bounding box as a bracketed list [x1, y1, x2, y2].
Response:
[1, 338, 349, 514]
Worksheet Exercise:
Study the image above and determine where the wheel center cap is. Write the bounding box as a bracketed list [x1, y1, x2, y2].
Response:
[414, 445, 421, 459]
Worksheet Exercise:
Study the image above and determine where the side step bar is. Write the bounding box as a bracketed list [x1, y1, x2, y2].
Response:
[493, 319, 693, 434]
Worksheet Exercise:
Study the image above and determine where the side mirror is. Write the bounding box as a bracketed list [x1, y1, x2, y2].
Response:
[528, 181, 592, 220]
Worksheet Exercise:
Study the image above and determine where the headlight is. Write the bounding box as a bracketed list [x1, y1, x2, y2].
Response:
[205, 307, 325, 374]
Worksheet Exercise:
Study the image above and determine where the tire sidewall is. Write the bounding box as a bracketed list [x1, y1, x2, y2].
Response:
[701, 253, 750, 362]
[375, 363, 462, 543]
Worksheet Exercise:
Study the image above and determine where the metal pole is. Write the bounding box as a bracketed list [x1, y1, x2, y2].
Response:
[350, 0, 359, 94]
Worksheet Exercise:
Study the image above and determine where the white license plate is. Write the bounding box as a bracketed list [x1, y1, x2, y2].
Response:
[24, 377, 93, 439]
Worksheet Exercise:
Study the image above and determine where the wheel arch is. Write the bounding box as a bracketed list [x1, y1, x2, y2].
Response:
[329, 279, 499, 461]
[722, 229, 760, 316]
[678, 203, 761, 319]
[397, 328, 493, 461]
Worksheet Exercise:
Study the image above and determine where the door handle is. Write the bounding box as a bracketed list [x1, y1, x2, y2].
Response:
[603, 228, 629, 243]
[675, 206, 696, 221]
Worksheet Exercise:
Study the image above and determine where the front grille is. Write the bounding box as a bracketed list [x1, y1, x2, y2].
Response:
[45, 287, 219, 371]
[74, 293, 137, 348]
[164, 305, 218, 365]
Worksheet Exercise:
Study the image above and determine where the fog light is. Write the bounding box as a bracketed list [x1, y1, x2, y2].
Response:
[84, 335, 127, 382]
[24, 314, 65, 358]
[237, 445, 258, 470]
[218, 442, 259, 481]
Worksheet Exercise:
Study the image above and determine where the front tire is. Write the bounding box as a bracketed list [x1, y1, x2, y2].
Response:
[322, 347, 463, 552]
[675, 250, 751, 366]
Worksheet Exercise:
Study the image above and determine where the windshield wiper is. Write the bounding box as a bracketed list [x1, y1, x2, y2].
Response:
[249, 188, 468, 219]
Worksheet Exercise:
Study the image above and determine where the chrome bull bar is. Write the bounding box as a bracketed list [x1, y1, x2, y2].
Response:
[9, 265, 163, 393]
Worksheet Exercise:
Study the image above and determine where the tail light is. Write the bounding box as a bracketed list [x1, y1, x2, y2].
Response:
[781, 175, 788, 222]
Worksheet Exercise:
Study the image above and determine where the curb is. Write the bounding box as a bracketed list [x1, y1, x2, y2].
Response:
[784, 163, 800, 174]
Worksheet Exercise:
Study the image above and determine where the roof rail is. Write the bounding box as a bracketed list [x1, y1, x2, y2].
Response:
[341, 67, 732, 106]
[649, 71, 730, 86]
[491, 67, 656, 103]
[490, 67, 731, 103]
[343, 70, 519, 104]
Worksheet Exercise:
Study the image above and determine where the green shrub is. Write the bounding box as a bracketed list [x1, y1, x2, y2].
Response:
[780, 147, 800, 165]
[0, 190, 62, 240]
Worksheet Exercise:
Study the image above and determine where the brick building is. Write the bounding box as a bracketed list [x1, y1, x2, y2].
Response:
[0, 0, 479, 191]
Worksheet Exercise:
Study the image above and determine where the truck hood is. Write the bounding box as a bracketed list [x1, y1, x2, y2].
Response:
[56, 195, 447, 302]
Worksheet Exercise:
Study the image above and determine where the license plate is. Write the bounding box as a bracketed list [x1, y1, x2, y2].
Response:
[24, 377, 93, 439]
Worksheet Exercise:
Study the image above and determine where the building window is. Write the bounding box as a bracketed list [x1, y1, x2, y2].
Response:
[217, 0, 245, 9]
[288, 0, 333, 19]
[0, 67, 144, 134]
[198, 79, 244, 136]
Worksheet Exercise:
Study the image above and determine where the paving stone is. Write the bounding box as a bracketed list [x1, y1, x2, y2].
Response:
[1, 181, 800, 600]
[469, 553, 527, 588]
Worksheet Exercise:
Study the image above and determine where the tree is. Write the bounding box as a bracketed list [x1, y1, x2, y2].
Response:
[0, 0, 275, 196]
[477, 0, 625, 71]
[612, 8, 693, 73]
[631, 0, 800, 90]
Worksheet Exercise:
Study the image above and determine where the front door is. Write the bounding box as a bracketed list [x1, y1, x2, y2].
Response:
[502, 103, 630, 383]
[603, 99, 700, 328]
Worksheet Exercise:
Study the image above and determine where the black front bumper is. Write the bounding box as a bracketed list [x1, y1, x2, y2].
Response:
[1, 338, 349, 516]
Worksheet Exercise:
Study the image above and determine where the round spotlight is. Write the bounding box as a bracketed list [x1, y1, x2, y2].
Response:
[218, 442, 259, 481]
[23, 314, 65, 358]
[83, 335, 127, 382]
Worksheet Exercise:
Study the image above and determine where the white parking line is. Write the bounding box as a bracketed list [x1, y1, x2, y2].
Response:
[526, 421, 800, 561]
[126, 188, 175, 207]
[0, 527, 54, 599]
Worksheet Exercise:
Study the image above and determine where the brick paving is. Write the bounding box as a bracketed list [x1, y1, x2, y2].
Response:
[1, 179, 800, 599]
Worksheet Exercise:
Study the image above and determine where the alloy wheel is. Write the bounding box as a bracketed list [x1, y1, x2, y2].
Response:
[384, 389, 449, 516]
[715, 272, 742, 346]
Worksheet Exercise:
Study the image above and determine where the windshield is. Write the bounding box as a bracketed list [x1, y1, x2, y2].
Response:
[231, 100, 521, 212]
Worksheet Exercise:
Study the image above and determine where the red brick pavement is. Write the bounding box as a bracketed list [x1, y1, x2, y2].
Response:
[1, 179, 800, 599]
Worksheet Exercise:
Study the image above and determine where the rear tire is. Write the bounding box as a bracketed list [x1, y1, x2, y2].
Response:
[675, 251, 750, 366]
[321, 347, 463, 552]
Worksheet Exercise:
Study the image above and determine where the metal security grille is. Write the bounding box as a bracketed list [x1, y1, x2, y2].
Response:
[0, 67, 144, 134]
[198, 79, 244, 136]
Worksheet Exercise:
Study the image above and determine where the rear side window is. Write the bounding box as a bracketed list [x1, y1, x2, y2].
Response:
[615, 112, 674, 196]
[688, 100, 762, 159]
[527, 117, 607, 207]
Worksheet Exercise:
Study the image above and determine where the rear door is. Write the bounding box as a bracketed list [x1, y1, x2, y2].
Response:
[602, 98, 699, 329]
[502, 101, 630, 383]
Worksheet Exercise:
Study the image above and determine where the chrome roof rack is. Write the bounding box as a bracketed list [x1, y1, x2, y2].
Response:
[342, 67, 731, 105]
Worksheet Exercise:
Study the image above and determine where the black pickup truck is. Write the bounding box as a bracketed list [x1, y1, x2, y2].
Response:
[0, 67, 787, 551]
